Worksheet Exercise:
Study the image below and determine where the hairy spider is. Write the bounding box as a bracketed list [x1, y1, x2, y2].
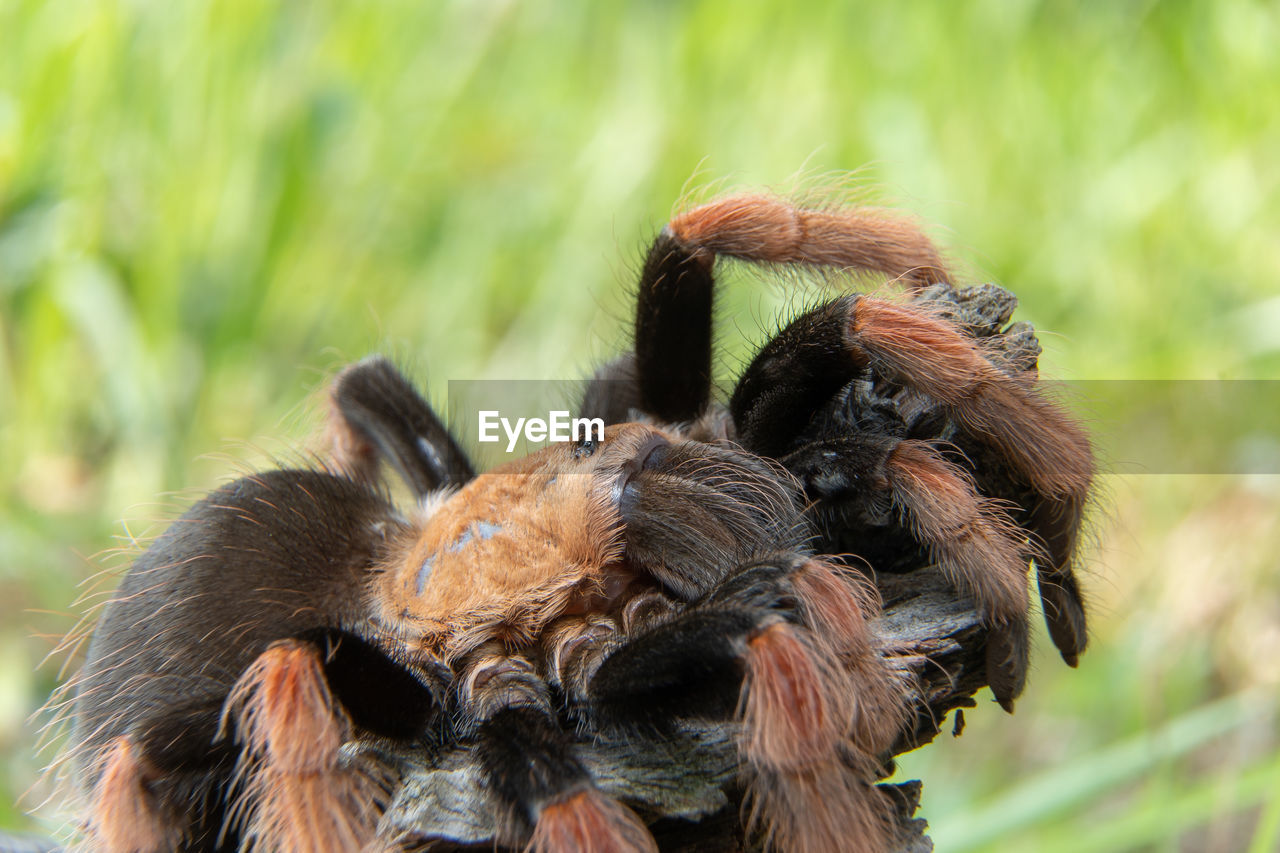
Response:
[54, 191, 1092, 853]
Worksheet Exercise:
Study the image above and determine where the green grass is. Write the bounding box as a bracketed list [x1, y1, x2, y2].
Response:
[3, 0, 1279, 846]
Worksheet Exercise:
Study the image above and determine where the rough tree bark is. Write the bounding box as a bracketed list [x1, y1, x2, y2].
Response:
[357, 564, 993, 851]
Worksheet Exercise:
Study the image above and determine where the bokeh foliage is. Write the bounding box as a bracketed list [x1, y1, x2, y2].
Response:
[2, 0, 1278, 847]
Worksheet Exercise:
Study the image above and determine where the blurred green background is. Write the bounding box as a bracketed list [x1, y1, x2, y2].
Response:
[2, 0, 1278, 849]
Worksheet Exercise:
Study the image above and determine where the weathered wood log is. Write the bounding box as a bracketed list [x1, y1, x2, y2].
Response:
[357, 565, 992, 851]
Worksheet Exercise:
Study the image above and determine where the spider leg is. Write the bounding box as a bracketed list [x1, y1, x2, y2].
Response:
[457, 648, 657, 852]
[83, 700, 230, 852]
[661, 195, 1091, 567]
[1028, 493, 1089, 666]
[587, 193, 951, 426]
[579, 218, 719, 426]
[222, 639, 390, 853]
[731, 295, 1092, 667]
[632, 228, 717, 424]
[648, 193, 1090, 665]
[83, 635, 442, 853]
[328, 356, 476, 496]
[786, 435, 1034, 708]
[87, 738, 183, 853]
[730, 299, 860, 459]
[577, 554, 906, 853]
[845, 297, 1093, 505]
[665, 193, 950, 287]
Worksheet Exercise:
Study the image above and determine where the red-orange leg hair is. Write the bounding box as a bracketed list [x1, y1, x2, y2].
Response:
[847, 297, 1093, 505]
[610, 191, 953, 426]
[525, 789, 659, 853]
[221, 640, 390, 853]
[738, 558, 906, 853]
[667, 193, 950, 286]
[740, 621, 892, 853]
[618, 190, 1093, 674]
[847, 295, 1093, 665]
[885, 440, 1034, 709]
[727, 290, 1091, 681]
[84, 737, 179, 853]
[789, 557, 908, 753]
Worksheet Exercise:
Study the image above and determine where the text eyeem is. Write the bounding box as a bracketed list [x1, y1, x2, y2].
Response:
[478, 410, 605, 453]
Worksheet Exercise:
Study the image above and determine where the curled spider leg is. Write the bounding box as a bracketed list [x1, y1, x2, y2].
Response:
[730, 295, 1091, 668]
[68, 465, 444, 851]
[584, 194, 1092, 667]
[843, 296, 1092, 668]
[842, 296, 1093, 506]
[329, 356, 476, 496]
[583, 193, 953, 427]
[783, 434, 1034, 710]
[623, 192, 1091, 667]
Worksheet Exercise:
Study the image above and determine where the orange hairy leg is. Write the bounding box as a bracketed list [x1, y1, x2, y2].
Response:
[222, 641, 390, 853]
[86, 738, 178, 853]
[668, 193, 950, 286]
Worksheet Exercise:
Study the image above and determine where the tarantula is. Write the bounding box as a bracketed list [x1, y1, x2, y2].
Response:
[57, 191, 1092, 853]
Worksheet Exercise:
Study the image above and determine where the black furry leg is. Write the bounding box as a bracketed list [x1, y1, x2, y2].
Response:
[730, 298, 861, 458]
[1028, 495, 1089, 665]
[476, 707, 657, 851]
[633, 228, 717, 423]
[580, 226, 717, 426]
[330, 356, 475, 496]
[476, 707, 594, 832]
[588, 554, 840, 730]
[295, 628, 446, 741]
[588, 608, 762, 728]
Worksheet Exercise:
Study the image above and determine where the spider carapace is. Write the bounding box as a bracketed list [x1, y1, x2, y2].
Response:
[59, 190, 1093, 853]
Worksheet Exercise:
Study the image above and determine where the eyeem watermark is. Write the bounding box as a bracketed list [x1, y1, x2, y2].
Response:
[450, 378, 1280, 473]
[478, 410, 605, 453]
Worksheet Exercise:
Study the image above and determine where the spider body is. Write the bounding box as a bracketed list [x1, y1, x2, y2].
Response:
[60, 190, 1093, 853]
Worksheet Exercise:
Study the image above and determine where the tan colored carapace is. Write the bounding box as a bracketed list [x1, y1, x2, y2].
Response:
[375, 424, 669, 660]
